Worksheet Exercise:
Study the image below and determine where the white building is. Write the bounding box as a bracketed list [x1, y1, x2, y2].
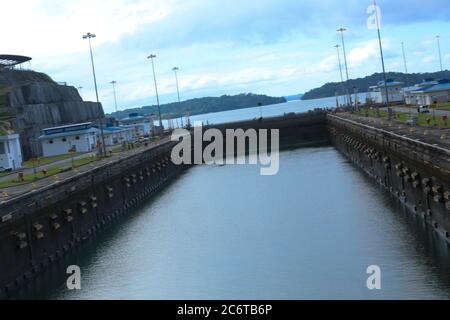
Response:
[403, 79, 438, 105]
[121, 123, 150, 139]
[102, 126, 134, 146]
[366, 80, 404, 104]
[39, 123, 99, 157]
[119, 113, 154, 137]
[405, 79, 450, 106]
[0, 134, 23, 170]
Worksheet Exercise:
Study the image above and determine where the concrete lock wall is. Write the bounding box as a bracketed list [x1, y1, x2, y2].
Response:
[0, 141, 186, 295]
[0, 110, 448, 295]
[327, 114, 450, 241]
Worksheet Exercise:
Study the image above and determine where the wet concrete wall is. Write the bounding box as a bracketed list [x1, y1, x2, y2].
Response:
[328, 114, 450, 241]
[0, 141, 185, 296]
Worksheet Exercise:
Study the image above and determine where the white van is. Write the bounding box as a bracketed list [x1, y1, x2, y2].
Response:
[417, 105, 430, 114]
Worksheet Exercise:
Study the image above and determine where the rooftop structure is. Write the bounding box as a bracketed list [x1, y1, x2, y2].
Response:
[39, 122, 99, 157]
[0, 55, 32, 69]
[367, 79, 404, 104]
[404, 79, 450, 105]
[40, 122, 94, 137]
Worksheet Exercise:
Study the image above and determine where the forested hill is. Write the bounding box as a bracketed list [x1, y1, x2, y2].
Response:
[302, 70, 450, 100]
[109, 93, 286, 119]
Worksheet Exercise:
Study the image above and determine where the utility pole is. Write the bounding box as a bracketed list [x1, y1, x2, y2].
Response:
[147, 54, 163, 130]
[172, 67, 183, 127]
[372, 0, 391, 119]
[334, 44, 348, 106]
[436, 35, 443, 72]
[337, 28, 352, 107]
[401, 42, 408, 74]
[82, 32, 107, 157]
[110, 81, 118, 113]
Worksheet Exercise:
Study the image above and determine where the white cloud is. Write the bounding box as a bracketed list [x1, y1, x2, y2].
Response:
[347, 40, 381, 68]
[317, 55, 337, 73]
[0, 0, 172, 57]
[423, 55, 437, 63]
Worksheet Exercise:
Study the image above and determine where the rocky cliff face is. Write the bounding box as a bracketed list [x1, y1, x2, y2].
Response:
[0, 70, 104, 159]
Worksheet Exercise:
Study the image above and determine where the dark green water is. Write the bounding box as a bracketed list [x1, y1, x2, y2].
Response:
[13, 147, 450, 299]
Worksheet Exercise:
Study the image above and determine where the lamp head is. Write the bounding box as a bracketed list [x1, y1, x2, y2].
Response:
[82, 32, 96, 39]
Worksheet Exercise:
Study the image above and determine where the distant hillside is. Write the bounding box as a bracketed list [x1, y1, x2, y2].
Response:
[109, 93, 286, 119]
[302, 71, 450, 100]
[284, 93, 304, 101]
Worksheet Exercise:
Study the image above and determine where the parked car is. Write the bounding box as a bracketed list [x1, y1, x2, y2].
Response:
[417, 105, 430, 114]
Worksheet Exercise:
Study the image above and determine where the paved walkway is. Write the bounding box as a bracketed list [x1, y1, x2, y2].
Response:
[337, 112, 450, 150]
[0, 152, 94, 184]
[381, 106, 450, 117]
[0, 137, 171, 203]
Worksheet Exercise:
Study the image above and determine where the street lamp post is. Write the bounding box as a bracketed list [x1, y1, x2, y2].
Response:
[147, 54, 163, 129]
[401, 42, 408, 74]
[172, 67, 184, 127]
[110, 81, 118, 113]
[82, 32, 107, 157]
[372, 0, 391, 119]
[436, 35, 443, 72]
[401, 42, 413, 122]
[337, 28, 352, 107]
[334, 44, 348, 106]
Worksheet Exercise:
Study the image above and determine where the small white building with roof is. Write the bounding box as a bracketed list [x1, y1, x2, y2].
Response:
[0, 133, 23, 170]
[405, 79, 450, 106]
[403, 79, 438, 105]
[39, 122, 99, 157]
[101, 125, 134, 146]
[366, 79, 404, 104]
[119, 113, 154, 138]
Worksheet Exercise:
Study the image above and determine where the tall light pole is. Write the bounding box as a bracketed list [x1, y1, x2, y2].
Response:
[82, 32, 106, 157]
[147, 54, 163, 129]
[172, 67, 184, 127]
[372, 0, 391, 119]
[401, 42, 412, 121]
[436, 35, 443, 72]
[337, 28, 352, 107]
[110, 81, 118, 113]
[401, 42, 408, 74]
[334, 44, 347, 106]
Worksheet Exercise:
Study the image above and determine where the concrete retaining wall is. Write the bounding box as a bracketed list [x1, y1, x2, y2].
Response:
[0, 141, 185, 296]
[328, 114, 450, 241]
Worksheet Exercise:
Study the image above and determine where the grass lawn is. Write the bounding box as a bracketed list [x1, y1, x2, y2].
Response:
[359, 108, 449, 128]
[23, 153, 82, 168]
[437, 102, 450, 111]
[0, 155, 99, 189]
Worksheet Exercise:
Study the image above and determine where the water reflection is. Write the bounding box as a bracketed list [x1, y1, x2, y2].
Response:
[9, 147, 450, 300]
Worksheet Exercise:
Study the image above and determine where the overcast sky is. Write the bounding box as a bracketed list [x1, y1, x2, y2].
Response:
[2, 0, 450, 113]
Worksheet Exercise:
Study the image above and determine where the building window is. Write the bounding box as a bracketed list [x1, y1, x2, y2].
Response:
[75, 136, 80, 140]
[62, 138, 67, 142]
[0, 142, 5, 155]
[49, 140, 54, 144]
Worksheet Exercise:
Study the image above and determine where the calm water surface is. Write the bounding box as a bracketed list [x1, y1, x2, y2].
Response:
[162, 93, 368, 127]
[15, 147, 450, 300]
